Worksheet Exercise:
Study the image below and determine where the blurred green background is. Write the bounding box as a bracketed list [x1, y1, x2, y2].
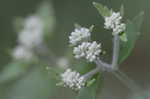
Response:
[0, 0, 149, 99]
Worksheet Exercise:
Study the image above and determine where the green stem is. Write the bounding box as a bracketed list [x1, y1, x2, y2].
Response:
[112, 70, 141, 92]
[83, 66, 101, 80]
[112, 70, 150, 99]
[112, 35, 120, 70]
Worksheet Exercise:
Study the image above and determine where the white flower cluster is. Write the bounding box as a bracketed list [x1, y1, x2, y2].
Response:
[69, 27, 102, 62]
[57, 57, 69, 69]
[12, 45, 33, 61]
[18, 16, 44, 48]
[12, 15, 44, 61]
[66, 26, 102, 90]
[60, 69, 85, 90]
[104, 12, 126, 35]
[69, 27, 91, 46]
[73, 41, 101, 62]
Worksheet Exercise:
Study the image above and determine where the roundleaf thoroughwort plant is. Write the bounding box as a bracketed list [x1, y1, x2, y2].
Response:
[0, 1, 145, 99]
[54, 2, 145, 99]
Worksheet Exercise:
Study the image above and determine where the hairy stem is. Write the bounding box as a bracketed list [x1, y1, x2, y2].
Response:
[92, 35, 120, 71]
[77, 32, 143, 95]
[112, 70, 150, 99]
[112, 70, 142, 92]
[82, 35, 120, 79]
[83, 66, 101, 80]
[110, 35, 143, 92]
[89, 34, 144, 94]
[112, 35, 120, 69]
[95, 58, 112, 71]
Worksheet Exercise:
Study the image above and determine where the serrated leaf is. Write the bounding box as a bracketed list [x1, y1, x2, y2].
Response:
[76, 75, 103, 99]
[93, 2, 111, 17]
[119, 12, 144, 64]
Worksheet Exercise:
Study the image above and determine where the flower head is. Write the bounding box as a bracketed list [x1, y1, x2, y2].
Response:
[24, 16, 43, 30]
[104, 11, 126, 36]
[60, 69, 85, 90]
[86, 41, 102, 62]
[57, 57, 69, 69]
[104, 12, 122, 29]
[18, 15, 44, 48]
[113, 23, 126, 35]
[12, 45, 34, 61]
[69, 27, 91, 46]
[73, 41, 102, 62]
[73, 42, 91, 59]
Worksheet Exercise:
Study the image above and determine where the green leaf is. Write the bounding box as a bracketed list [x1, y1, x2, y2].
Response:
[45, 66, 64, 80]
[36, 1, 56, 40]
[36, 1, 55, 19]
[93, 2, 111, 17]
[5, 67, 58, 99]
[76, 75, 103, 99]
[120, 5, 124, 17]
[72, 61, 95, 75]
[129, 90, 150, 99]
[89, 25, 95, 32]
[130, 95, 146, 99]
[120, 33, 127, 42]
[74, 23, 82, 29]
[0, 62, 30, 83]
[132, 11, 144, 34]
[13, 17, 24, 32]
[119, 12, 144, 64]
[86, 78, 96, 87]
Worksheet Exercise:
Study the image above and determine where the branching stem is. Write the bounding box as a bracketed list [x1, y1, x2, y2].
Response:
[112, 70, 141, 92]
[83, 34, 144, 94]
[83, 66, 101, 80]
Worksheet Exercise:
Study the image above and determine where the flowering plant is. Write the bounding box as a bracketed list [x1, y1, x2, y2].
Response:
[55, 2, 145, 99]
[0, 1, 147, 99]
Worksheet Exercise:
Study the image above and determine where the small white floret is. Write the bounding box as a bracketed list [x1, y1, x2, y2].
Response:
[73, 42, 91, 59]
[86, 41, 102, 62]
[57, 57, 69, 69]
[60, 69, 85, 90]
[104, 12, 122, 29]
[69, 27, 91, 46]
[104, 11, 126, 36]
[73, 41, 102, 62]
[113, 23, 126, 35]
